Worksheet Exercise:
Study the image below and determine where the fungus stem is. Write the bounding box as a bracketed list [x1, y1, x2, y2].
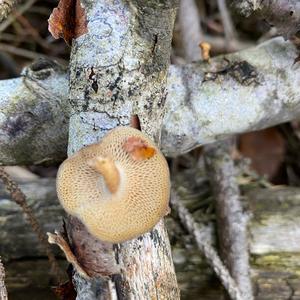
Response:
[88, 156, 120, 193]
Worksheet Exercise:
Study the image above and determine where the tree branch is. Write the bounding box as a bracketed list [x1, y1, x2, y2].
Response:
[3, 178, 300, 297]
[64, 0, 180, 299]
[204, 140, 253, 299]
[0, 258, 7, 300]
[0, 38, 299, 163]
[170, 189, 244, 300]
[163, 37, 300, 156]
[0, 58, 69, 165]
[231, 0, 300, 38]
[178, 0, 203, 61]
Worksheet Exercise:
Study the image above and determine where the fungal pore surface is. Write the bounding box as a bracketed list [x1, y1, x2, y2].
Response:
[56, 126, 170, 243]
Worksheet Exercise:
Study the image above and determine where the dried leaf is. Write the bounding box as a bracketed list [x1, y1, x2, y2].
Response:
[239, 128, 286, 181]
[48, 0, 87, 46]
[123, 137, 156, 161]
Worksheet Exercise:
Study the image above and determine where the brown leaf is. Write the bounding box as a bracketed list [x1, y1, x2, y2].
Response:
[239, 128, 286, 181]
[48, 0, 88, 46]
[123, 137, 156, 161]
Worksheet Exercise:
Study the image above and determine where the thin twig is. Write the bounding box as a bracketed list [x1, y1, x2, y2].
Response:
[0, 167, 64, 283]
[15, 13, 52, 50]
[0, 42, 67, 63]
[170, 189, 244, 300]
[0, 0, 18, 23]
[0, 0, 37, 32]
[178, 0, 203, 61]
[217, 0, 237, 45]
[47, 231, 90, 279]
[204, 139, 254, 300]
[0, 258, 8, 300]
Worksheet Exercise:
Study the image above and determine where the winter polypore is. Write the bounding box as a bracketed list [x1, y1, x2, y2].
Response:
[56, 126, 170, 243]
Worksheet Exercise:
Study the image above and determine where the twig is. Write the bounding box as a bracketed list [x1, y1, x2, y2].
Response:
[0, 0, 17, 22]
[48, 231, 90, 279]
[0, 0, 36, 32]
[0, 42, 66, 63]
[178, 0, 203, 61]
[15, 13, 51, 50]
[0, 167, 64, 283]
[0, 258, 8, 300]
[217, 0, 237, 45]
[204, 139, 254, 300]
[170, 189, 243, 300]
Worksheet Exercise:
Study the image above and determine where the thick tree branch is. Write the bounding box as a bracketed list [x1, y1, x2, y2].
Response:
[0, 58, 69, 165]
[163, 37, 300, 156]
[64, 0, 179, 299]
[3, 178, 300, 297]
[231, 0, 300, 38]
[0, 38, 299, 163]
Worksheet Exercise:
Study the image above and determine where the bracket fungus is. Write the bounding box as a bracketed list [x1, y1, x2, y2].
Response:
[57, 126, 170, 243]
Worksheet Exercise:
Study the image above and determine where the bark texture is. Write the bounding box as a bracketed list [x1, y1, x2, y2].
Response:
[170, 189, 243, 300]
[163, 37, 300, 155]
[0, 59, 69, 165]
[2, 180, 300, 299]
[0, 258, 7, 300]
[0, 178, 63, 261]
[0, 38, 299, 162]
[66, 0, 179, 299]
[232, 0, 300, 38]
[204, 141, 253, 299]
[0, 0, 18, 22]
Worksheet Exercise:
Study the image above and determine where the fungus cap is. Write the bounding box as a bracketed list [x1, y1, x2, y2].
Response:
[56, 126, 170, 243]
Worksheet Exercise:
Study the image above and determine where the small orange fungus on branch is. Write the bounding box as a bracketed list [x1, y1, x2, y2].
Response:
[199, 41, 212, 62]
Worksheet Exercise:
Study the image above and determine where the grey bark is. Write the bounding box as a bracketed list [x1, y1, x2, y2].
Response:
[0, 258, 7, 300]
[162, 37, 300, 156]
[170, 189, 243, 300]
[232, 0, 300, 38]
[204, 141, 253, 299]
[0, 59, 69, 165]
[3, 179, 300, 299]
[0, 178, 63, 261]
[178, 0, 203, 61]
[0, 38, 299, 163]
[66, 0, 179, 299]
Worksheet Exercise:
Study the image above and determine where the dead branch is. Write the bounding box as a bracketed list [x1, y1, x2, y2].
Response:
[232, 0, 300, 38]
[217, 0, 237, 43]
[0, 0, 36, 29]
[170, 189, 244, 300]
[65, 0, 180, 299]
[0, 167, 64, 283]
[0, 58, 69, 165]
[0, 258, 7, 300]
[204, 139, 253, 300]
[0, 38, 299, 162]
[178, 0, 203, 61]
